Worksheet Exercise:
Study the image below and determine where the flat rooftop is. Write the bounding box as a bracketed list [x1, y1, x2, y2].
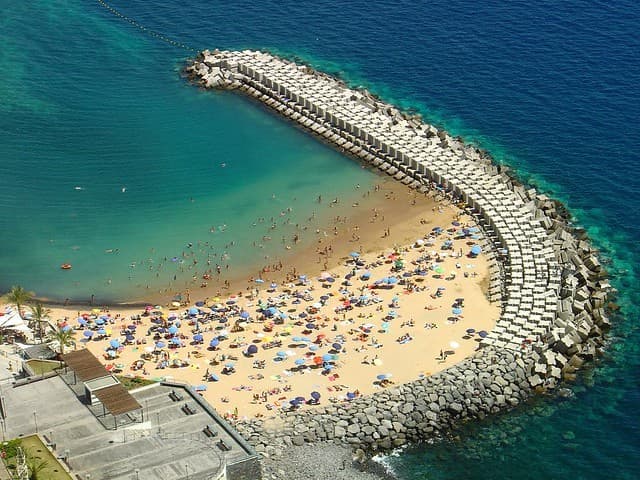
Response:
[2, 377, 259, 479]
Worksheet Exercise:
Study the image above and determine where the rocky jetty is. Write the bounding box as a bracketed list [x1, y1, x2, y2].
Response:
[185, 49, 613, 478]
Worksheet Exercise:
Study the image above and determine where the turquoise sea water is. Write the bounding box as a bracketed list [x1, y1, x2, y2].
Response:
[2, 0, 639, 478]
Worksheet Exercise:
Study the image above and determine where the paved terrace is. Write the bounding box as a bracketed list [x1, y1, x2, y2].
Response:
[1, 377, 259, 480]
[198, 50, 562, 351]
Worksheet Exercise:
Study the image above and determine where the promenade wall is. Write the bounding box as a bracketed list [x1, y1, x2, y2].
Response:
[185, 50, 611, 457]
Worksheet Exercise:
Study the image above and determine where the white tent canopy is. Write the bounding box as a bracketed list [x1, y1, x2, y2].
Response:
[0, 307, 33, 334]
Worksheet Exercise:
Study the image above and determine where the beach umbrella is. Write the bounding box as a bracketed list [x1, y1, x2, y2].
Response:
[246, 344, 258, 354]
[193, 334, 204, 342]
[265, 307, 278, 317]
[305, 323, 316, 330]
[332, 343, 342, 351]
[209, 338, 219, 348]
[313, 356, 323, 365]
[255, 278, 265, 284]
[349, 251, 360, 258]
[218, 317, 228, 323]
[83, 330, 93, 338]
[209, 374, 219, 382]
[277, 351, 287, 358]
[195, 301, 205, 307]
[168, 325, 178, 335]
[294, 358, 306, 366]
[125, 334, 135, 342]
[127, 324, 137, 331]
[310, 391, 321, 400]
[326, 277, 335, 283]
[376, 373, 392, 381]
[478, 330, 488, 338]
[452, 307, 463, 316]
[298, 275, 307, 282]
[270, 282, 277, 289]
[449, 341, 460, 349]
[466, 328, 476, 334]
[470, 245, 482, 255]
[321, 353, 333, 362]
[309, 344, 319, 352]
[346, 392, 356, 400]
[107, 350, 116, 358]
[109, 339, 120, 349]
[188, 307, 199, 316]
[155, 341, 165, 349]
[78, 318, 87, 326]
[171, 337, 181, 346]
[224, 362, 235, 368]
[97, 328, 106, 335]
[240, 311, 250, 319]
[95, 318, 105, 325]
[299, 312, 308, 319]
[195, 384, 207, 392]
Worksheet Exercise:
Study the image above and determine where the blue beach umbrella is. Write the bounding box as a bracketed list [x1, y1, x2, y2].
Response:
[240, 311, 250, 319]
[246, 344, 258, 355]
[97, 328, 106, 335]
[188, 307, 199, 316]
[209, 338, 219, 348]
[83, 330, 93, 338]
[332, 343, 342, 351]
[171, 337, 181, 345]
[349, 251, 360, 258]
[95, 318, 105, 325]
[294, 358, 306, 366]
[255, 278, 265, 284]
[452, 307, 463, 316]
[155, 341, 166, 349]
[478, 330, 488, 338]
[195, 301, 205, 307]
[277, 351, 287, 358]
[322, 353, 332, 362]
[466, 328, 476, 334]
[109, 339, 120, 349]
[193, 334, 204, 342]
[270, 282, 277, 289]
[78, 318, 87, 326]
[61, 325, 72, 333]
[470, 245, 482, 255]
[310, 391, 321, 400]
[125, 334, 135, 342]
[209, 374, 219, 382]
[309, 344, 319, 351]
[168, 325, 178, 335]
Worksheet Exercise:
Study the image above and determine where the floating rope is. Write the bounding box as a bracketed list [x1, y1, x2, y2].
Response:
[96, 0, 199, 52]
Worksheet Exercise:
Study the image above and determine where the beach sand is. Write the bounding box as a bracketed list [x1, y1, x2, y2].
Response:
[36, 182, 499, 420]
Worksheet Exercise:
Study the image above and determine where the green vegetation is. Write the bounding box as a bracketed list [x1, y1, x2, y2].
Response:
[25, 360, 60, 376]
[2, 285, 34, 318]
[1, 435, 72, 480]
[49, 327, 75, 356]
[116, 375, 156, 390]
[29, 302, 52, 343]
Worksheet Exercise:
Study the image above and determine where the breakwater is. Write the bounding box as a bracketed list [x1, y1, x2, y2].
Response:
[185, 49, 612, 469]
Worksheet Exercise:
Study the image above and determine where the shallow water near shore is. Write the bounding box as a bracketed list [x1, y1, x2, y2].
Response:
[2, 0, 640, 478]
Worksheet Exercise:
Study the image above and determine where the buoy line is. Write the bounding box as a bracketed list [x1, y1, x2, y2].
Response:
[95, 0, 198, 52]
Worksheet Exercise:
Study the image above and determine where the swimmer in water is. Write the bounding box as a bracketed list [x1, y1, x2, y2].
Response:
[121, 186, 126, 193]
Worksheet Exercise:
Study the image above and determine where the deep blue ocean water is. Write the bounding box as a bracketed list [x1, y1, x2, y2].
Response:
[2, 0, 639, 478]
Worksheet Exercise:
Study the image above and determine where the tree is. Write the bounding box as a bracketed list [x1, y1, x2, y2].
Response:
[29, 302, 51, 344]
[50, 326, 75, 356]
[3, 285, 33, 317]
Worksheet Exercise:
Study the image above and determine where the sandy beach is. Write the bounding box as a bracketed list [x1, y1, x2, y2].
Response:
[33, 183, 499, 420]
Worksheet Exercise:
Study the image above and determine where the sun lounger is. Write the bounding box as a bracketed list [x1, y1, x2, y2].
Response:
[181, 403, 197, 415]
